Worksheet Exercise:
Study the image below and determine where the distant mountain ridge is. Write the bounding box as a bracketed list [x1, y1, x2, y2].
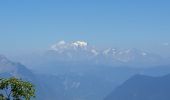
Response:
[0, 55, 34, 80]
[47, 40, 162, 66]
[1, 54, 170, 100]
[104, 74, 170, 100]
[0, 54, 123, 100]
[0, 54, 67, 100]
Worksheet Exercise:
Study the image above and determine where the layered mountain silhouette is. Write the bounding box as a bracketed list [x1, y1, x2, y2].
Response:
[0, 55, 125, 100]
[0, 55, 66, 100]
[0, 55, 34, 80]
[1, 54, 170, 100]
[105, 74, 170, 100]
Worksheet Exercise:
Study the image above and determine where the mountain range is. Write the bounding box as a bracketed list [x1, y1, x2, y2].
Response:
[47, 40, 162, 66]
[1, 53, 170, 100]
[0, 40, 170, 100]
[19, 40, 167, 75]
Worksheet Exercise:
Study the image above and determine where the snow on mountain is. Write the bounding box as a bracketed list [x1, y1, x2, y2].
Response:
[101, 48, 158, 65]
[49, 40, 99, 59]
[51, 40, 88, 51]
[103, 48, 117, 56]
[72, 41, 88, 48]
[46, 40, 162, 66]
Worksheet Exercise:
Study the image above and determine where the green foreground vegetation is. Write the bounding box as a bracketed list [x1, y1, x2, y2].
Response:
[0, 77, 35, 100]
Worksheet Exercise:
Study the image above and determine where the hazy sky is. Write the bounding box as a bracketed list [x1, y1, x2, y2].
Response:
[0, 0, 170, 56]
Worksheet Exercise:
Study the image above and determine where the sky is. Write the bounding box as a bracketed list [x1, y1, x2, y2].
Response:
[0, 0, 170, 56]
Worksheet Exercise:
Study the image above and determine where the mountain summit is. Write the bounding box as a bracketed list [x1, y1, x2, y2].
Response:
[47, 40, 162, 66]
[49, 40, 98, 60]
[51, 40, 89, 51]
[72, 41, 88, 48]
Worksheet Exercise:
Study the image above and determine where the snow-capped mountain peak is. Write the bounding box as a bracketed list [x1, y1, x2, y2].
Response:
[103, 48, 117, 55]
[57, 40, 66, 45]
[49, 40, 98, 59]
[51, 40, 88, 51]
[48, 41, 161, 65]
[51, 42, 67, 52]
[72, 41, 88, 48]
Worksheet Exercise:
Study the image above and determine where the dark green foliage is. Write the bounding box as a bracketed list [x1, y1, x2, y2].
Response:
[0, 77, 35, 100]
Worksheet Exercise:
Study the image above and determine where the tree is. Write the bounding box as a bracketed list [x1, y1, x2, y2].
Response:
[0, 77, 35, 100]
[0, 93, 6, 100]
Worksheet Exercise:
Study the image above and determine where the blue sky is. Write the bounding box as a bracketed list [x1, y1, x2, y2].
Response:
[0, 0, 170, 56]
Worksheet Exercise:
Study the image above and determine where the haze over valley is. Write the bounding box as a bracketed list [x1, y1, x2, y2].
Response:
[0, 0, 170, 100]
